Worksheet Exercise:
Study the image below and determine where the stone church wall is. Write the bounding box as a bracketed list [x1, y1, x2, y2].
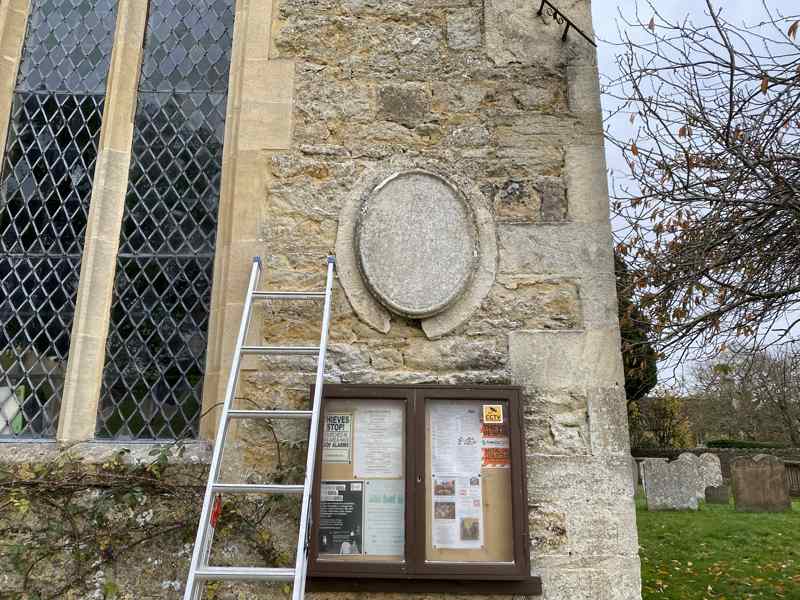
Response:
[0, 1, 641, 598]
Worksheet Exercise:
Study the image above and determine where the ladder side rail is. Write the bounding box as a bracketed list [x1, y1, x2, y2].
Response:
[184, 258, 263, 600]
[292, 256, 336, 600]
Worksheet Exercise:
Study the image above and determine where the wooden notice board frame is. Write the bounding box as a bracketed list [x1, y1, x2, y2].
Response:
[307, 384, 536, 591]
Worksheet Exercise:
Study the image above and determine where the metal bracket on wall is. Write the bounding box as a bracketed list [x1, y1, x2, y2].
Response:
[537, 0, 597, 48]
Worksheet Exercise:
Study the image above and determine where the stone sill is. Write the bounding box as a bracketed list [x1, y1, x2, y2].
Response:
[0, 440, 212, 465]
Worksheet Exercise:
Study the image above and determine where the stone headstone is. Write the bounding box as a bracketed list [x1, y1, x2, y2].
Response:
[705, 484, 731, 505]
[642, 456, 699, 510]
[698, 453, 723, 495]
[630, 456, 639, 495]
[678, 452, 705, 501]
[731, 454, 791, 512]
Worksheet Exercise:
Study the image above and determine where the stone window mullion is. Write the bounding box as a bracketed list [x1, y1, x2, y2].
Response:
[56, 0, 150, 443]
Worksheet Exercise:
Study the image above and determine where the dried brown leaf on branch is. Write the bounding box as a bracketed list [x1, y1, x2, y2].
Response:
[604, 0, 800, 365]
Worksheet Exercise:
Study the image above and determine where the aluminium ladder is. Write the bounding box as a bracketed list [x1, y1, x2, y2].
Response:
[183, 255, 336, 600]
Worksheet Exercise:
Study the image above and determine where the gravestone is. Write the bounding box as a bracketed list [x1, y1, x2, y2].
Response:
[630, 456, 639, 495]
[705, 484, 731, 505]
[731, 454, 791, 512]
[642, 456, 699, 510]
[678, 452, 705, 501]
[698, 453, 723, 500]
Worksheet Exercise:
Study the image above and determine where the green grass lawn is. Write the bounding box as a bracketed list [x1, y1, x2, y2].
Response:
[637, 497, 800, 599]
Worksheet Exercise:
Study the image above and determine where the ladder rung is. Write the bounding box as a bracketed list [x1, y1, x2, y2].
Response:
[241, 346, 320, 356]
[252, 291, 325, 300]
[211, 483, 304, 495]
[228, 410, 313, 420]
[194, 567, 295, 582]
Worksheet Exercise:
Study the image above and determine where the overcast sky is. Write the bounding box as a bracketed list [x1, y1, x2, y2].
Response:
[592, 0, 797, 185]
[590, 1, 798, 385]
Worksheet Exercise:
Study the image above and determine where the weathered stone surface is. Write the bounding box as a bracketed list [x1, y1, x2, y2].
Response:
[376, 83, 432, 127]
[3, 0, 641, 595]
[705, 484, 731, 505]
[499, 223, 615, 276]
[336, 157, 498, 339]
[642, 456, 700, 510]
[732, 454, 792, 512]
[537, 176, 567, 221]
[698, 453, 724, 492]
[509, 329, 625, 392]
[677, 451, 705, 501]
[356, 170, 478, 318]
[446, 8, 482, 50]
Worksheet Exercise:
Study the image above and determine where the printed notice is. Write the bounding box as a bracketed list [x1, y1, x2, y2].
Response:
[364, 479, 405, 556]
[432, 475, 483, 549]
[481, 422, 510, 469]
[354, 404, 403, 479]
[323, 413, 352, 464]
[430, 403, 481, 476]
[319, 481, 364, 556]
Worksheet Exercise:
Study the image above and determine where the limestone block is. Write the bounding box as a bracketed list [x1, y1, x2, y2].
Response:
[498, 223, 615, 277]
[731, 454, 791, 512]
[298, 76, 374, 122]
[509, 329, 625, 392]
[565, 144, 611, 225]
[377, 82, 432, 127]
[239, 59, 295, 151]
[526, 455, 634, 505]
[485, 0, 592, 68]
[642, 456, 699, 510]
[446, 8, 482, 49]
[580, 273, 620, 330]
[531, 498, 638, 562]
[465, 277, 581, 335]
[494, 113, 580, 149]
[587, 386, 630, 455]
[490, 178, 542, 223]
[447, 123, 491, 148]
[403, 337, 505, 372]
[524, 390, 590, 456]
[537, 175, 567, 221]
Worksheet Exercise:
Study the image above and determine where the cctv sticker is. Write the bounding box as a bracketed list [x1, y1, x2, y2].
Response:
[482, 404, 503, 423]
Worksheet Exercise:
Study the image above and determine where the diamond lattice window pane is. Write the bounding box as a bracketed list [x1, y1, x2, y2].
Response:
[0, 0, 116, 438]
[140, 0, 234, 93]
[98, 0, 234, 439]
[16, 0, 117, 93]
[98, 257, 210, 439]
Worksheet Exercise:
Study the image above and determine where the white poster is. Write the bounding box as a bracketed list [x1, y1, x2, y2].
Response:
[354, 404, 403, 479]
[322, 413, 352, 464]
[430, 403, 481, 476]
[431, 475, 483, 549]
[364, 479, 405, 556]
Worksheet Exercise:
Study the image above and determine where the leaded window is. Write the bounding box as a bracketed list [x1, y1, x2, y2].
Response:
[0, 0, 117, 438]
[97, 0, 234, 439]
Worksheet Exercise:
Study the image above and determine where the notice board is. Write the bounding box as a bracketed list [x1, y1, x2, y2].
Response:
[317, 398, 406, 563]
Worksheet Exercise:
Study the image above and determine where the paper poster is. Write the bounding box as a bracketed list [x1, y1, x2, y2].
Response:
[482, 404, 503, 424]
[481, 422, 510, 469]
[430, 403, 481, 476]
[322, 413, 352, 464]
[354, 404, 403, 479]
[364, 479, 405, 556]
[431, 475, 483, 549]
[319, 481, 364, 556]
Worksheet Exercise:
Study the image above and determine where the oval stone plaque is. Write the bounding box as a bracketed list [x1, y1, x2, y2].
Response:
[355, 170, 478, 318]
